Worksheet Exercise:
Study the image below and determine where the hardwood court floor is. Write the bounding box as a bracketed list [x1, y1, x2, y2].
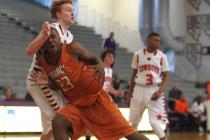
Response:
[0, 132, 208, 140]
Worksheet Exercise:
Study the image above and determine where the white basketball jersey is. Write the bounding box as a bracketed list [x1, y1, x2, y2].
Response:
[27, 23, 73, 114]
[51, 23, 73, 44]
[131, 48, 169, 86]
[29, 22, 73, 72]
[103, 67, 113, 91]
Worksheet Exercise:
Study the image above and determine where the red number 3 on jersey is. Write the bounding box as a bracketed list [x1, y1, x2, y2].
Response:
[146, 74, 153, 85]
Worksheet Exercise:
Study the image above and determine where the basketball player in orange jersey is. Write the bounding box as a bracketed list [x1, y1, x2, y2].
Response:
[26, 1, 74, 140]
[30, 26, 149, 140]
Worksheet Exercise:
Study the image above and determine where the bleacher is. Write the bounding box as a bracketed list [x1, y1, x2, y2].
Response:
[0, 13, 33, 97]
[0, 0, 134, 98]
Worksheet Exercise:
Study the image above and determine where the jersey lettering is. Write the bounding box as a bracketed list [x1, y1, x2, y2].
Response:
[49, 65, 65, 78]
[138, 64, 159, 74]
[146, 74, 153, 85]
[55, 76, 74, 92]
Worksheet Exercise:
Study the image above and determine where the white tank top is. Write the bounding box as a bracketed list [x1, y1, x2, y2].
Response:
[103, 67, 113, 91]
[131, 48, 169, 86]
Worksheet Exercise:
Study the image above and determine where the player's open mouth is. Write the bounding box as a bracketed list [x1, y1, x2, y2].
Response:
[71, 16, 74, 21]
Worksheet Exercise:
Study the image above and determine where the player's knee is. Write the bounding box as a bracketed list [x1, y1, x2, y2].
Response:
[150, 119, 162, 130]
[52, 115, 64, 130]
[150, 120, 159, 131]
[150, 119, 158, 127]
[52, 115, 73, 134]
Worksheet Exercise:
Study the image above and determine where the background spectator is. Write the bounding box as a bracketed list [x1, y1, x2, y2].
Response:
[103, 32, 116, 52]
[100, 50, 124, 104]
[2, 86, 17, 101]
[168, 84, 183, 111]
[190, 95, 206, 132]
[174, 93, 189, 114]
[173, 93, 190, 131]
[111, 73, 125, 103]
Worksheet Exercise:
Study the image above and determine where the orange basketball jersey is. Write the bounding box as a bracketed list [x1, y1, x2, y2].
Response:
[39, 44, 104, 106]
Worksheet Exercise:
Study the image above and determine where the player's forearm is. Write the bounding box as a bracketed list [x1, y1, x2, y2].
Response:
[89, 57, 103, 65]
[108, 85, 120, 96]
[84, 57, 104, 67]
[128, 76, 136, 98]
[26, 31, 48, 56]
[129, 69, 137, 95]
[129, 81, 135, 95]
[68, 41, 103, 66]
[159, 72, 169, 93]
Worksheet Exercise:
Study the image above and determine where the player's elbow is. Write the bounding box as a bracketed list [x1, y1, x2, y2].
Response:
[25, 46, 31, 55]
[162, 72, 169, 80]
[25, 46, 34, 56]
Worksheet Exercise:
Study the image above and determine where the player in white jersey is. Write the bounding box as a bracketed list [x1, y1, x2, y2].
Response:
[85, 50, 124, 140]
[128, 32, 169, 140]
[101, 50, 124, 97]
[25, 1, 74, 140]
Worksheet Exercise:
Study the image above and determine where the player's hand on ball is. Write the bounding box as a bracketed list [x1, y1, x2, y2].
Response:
[88, 63, 105, 81]
[42, 21, 51, 38]
[151, 90, 162, 101]
[95, 59, 105, 81]
[28, 69, 49, 86]
[95, 64, 105, 81]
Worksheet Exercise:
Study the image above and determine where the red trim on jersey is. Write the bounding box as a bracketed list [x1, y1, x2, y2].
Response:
[54, 106, 60, 112]
[43, 91, 51, 96]
[43, 88, 50, 93]
[48, 98, 55, 103]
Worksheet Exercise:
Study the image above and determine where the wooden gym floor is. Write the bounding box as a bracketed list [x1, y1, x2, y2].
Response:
[0, 132, 208, 140]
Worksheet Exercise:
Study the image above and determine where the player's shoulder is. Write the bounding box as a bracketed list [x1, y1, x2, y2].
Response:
[51, 22, 58, 27]
[51, 22, 72, 34]
[51, 22, 73, 44]
[50, 22, 70, 33]
[51, 22, 60, 30]
[134, 48, 144, 55]
[156, 49, 166, 56]
[50, 23, 61, 35]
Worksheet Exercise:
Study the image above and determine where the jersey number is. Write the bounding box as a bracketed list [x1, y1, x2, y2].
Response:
[146, 74, 153, 85]
[56, 76, 74, 92]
